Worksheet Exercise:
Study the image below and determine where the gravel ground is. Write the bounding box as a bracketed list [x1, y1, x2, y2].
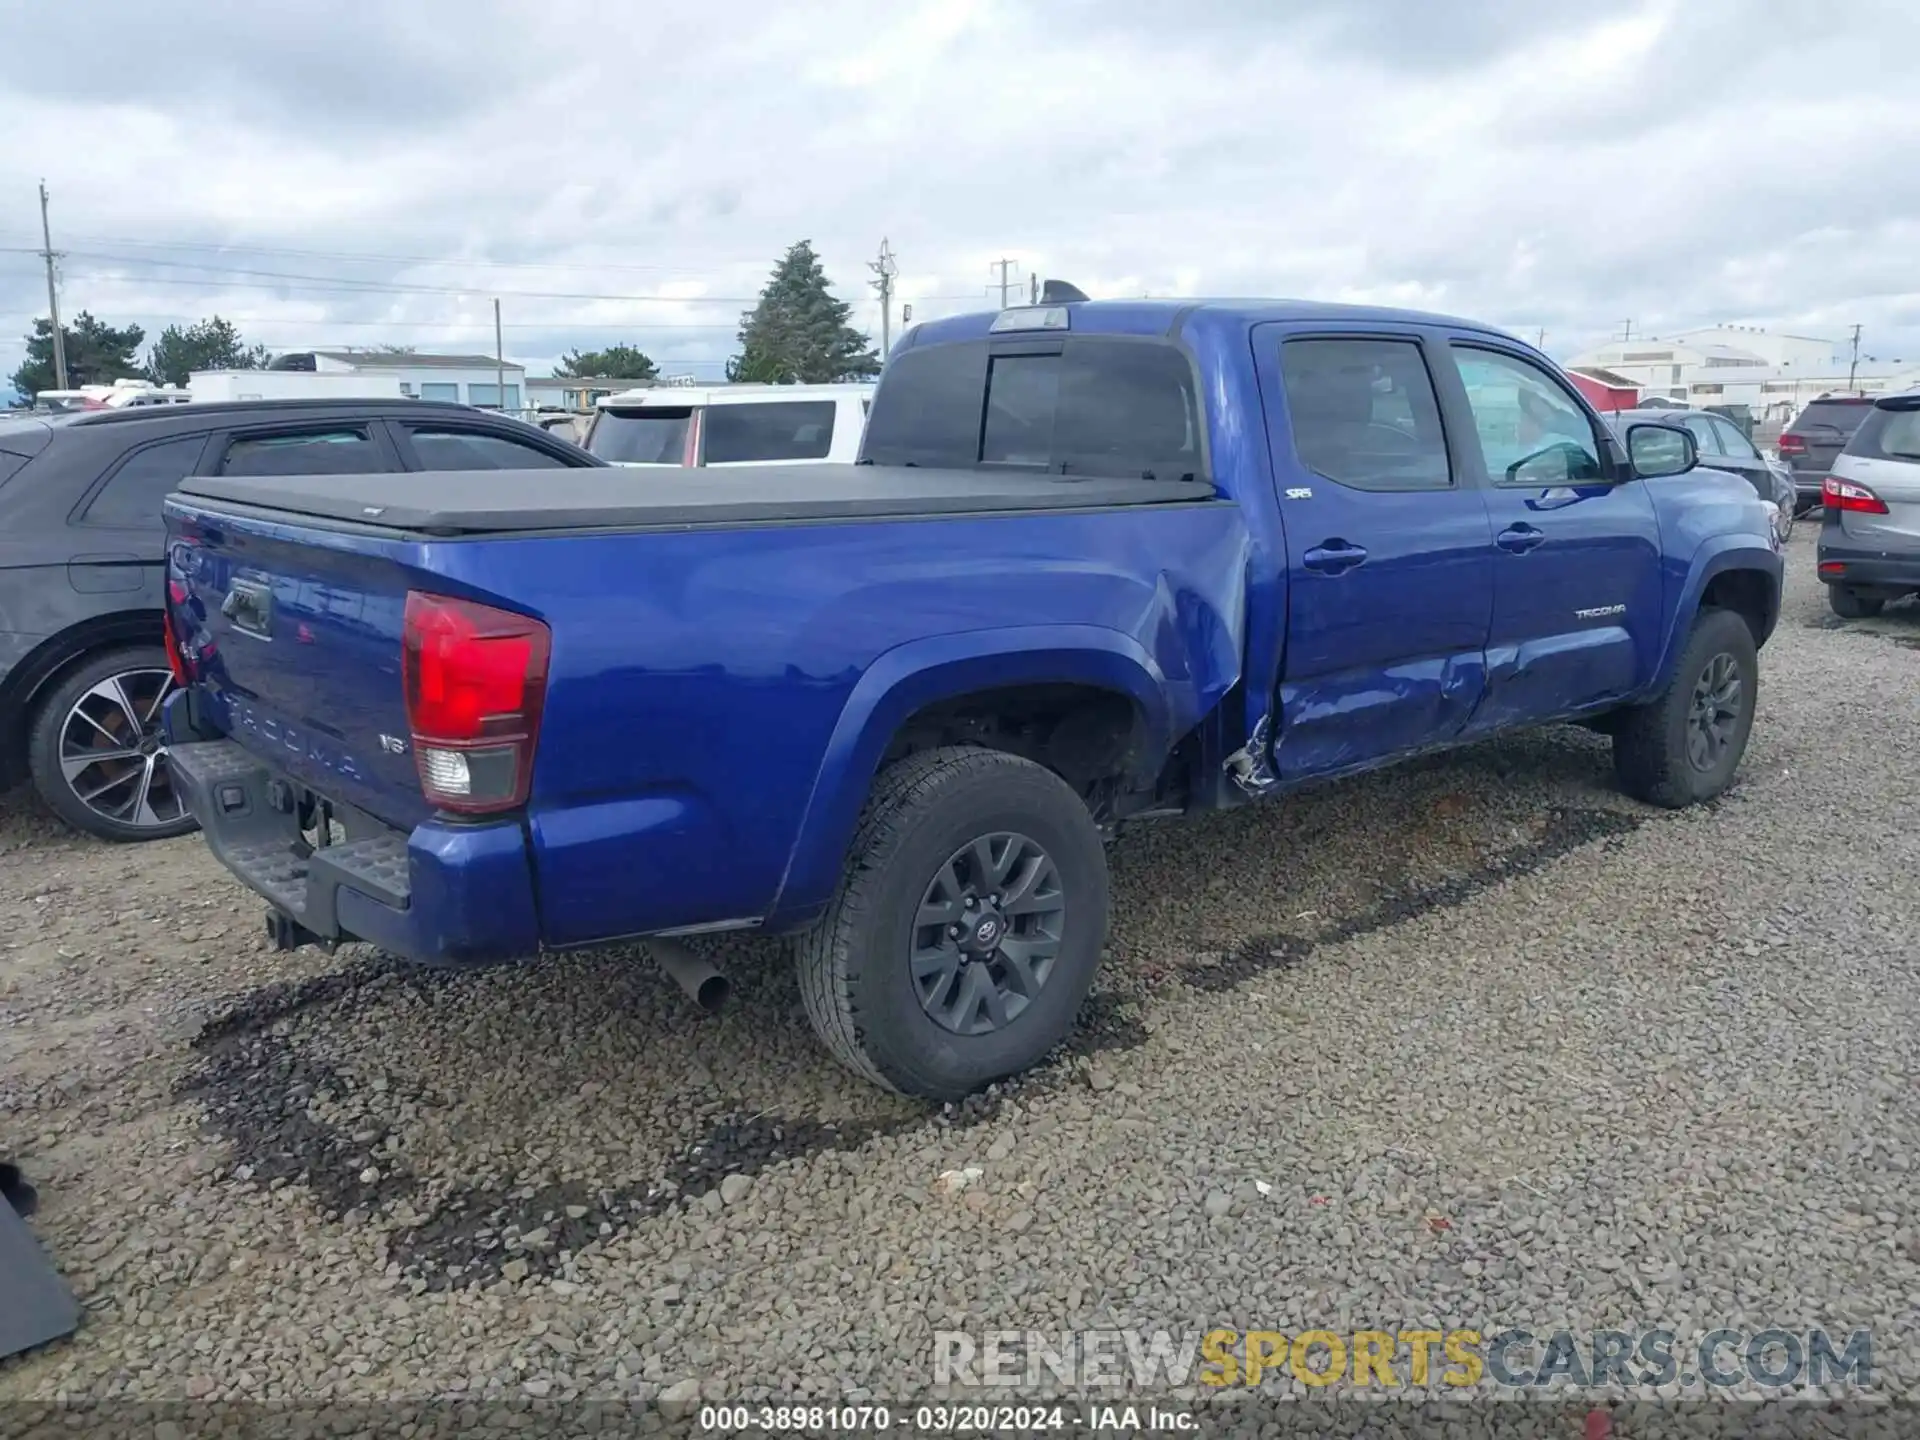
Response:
[2, 537, 1917, 1430]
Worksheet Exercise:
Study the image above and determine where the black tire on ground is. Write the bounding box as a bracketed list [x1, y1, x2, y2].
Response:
[1827, 585, 1884, 620]
[26, 644, 197, 843]
[797, 746, 1110, 1100]
[1612, 608, 1758, 809]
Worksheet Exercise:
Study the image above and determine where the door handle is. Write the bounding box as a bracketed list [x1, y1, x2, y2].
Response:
[1302, 540, 1368, 574]
[1497, 524, 1545, 554]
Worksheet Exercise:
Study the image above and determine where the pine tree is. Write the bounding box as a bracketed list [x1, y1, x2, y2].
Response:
[727, 241, 879, 384]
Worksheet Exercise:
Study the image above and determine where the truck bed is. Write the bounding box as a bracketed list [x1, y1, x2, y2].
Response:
[175, 464, 1218, 536]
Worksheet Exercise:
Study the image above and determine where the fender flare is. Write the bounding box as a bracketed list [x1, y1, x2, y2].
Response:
[764, 624, 1177, 927]
[1650, 537, 1782, 693]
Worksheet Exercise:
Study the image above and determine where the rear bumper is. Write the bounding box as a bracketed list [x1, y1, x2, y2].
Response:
[162, 694, 541, 965]
[1815, 539, 1920, 592]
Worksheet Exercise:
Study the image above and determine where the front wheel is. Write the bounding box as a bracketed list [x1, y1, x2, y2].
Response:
[1612, 608, 1758, 809]
[26, 645, 197, 842]
[797, 747, 1109, 1100]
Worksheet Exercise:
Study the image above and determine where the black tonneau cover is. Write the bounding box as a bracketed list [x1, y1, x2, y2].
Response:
[175, 464, 1218, 535]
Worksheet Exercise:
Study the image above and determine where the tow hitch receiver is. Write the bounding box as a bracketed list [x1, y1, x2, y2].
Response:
[264, 908, 330, 953]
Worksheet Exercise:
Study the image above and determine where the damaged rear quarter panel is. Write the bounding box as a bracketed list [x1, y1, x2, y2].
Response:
[472, 504, 1251, 945]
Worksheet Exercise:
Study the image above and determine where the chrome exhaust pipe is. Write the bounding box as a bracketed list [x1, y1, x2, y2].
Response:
[647, 938, 730, 1013]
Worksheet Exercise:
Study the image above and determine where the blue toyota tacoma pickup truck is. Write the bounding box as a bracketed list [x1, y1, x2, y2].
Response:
[159, 295, 1783, 1099]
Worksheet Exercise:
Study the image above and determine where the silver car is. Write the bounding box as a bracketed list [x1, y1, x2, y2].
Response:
[1817, 391, 1920, 618]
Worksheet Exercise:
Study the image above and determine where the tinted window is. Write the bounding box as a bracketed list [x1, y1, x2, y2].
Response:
[80, 437, 207, 526]
[221, 429, 380, 477]
[1791, 399, 1874, 437]
[1279, 337, 1451, 491]
[865, 337, 1201, 479]
[1454, 348, 1603, 486]
[408, 428, 567, 471]
[1711, 417, 1759, 460]
[1846, 404, 1920, 462]
[587, 408, 691, 464]
[703, 401, 837, 464]
[861, 343, 989, 466]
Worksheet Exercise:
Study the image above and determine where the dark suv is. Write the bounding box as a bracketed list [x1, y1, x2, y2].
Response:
[1780, 395, 1877, 514]
[0, 399, 601, 841]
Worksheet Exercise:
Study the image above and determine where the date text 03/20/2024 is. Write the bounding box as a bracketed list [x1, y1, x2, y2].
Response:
[697, 1403, 1196, 1432]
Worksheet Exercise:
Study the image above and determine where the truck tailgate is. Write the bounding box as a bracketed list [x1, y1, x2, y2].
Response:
[166, 504, 436, 832]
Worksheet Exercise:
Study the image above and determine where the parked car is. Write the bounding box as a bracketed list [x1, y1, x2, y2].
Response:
[159, 296, 1782, 1099]
[0, 400, 604, 842]
[1780, 395, 1877, 515]
[582, 383, 872, 467]
[1605, 407, 1797, 543]
[1817, 390, 1920, 618]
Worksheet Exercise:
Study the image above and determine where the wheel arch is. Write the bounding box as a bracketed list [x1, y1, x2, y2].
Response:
[1650, 542, 1781, 695]
[0, 608, 164, 787]
[764, 625, 1181, 929]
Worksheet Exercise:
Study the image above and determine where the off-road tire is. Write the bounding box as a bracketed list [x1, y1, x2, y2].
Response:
[796, 746, 1109, 1100]
[1827, 585, 1884, 620]
[1612, 608, 1757, 809]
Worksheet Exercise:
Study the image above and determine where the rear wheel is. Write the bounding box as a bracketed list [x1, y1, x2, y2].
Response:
[26, 645, 196, 843]
[1612, 608, 1757, 809]
[1827, 585, 1884, 620]
[797, 747, 1109, 1100]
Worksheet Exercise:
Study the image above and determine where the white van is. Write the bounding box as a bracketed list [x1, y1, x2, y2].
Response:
[583, 383, 873, 468]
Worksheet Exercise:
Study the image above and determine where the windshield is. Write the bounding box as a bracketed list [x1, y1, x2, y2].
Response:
[587, 407, 693, 464]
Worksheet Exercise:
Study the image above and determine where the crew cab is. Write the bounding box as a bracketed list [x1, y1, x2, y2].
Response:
[159, 295, 1783, 1099]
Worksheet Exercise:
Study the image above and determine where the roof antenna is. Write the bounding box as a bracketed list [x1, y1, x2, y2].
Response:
[1039, 280, 1089, 304]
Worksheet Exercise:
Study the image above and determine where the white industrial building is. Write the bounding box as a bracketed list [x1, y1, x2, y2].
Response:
[265, 350, 527, 409]
[1565, 325, 1918, 421]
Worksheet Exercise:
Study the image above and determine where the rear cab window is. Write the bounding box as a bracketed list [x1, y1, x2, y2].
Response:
[219, 427, 384, 476]
[587, 407, 694, 465]
[863, 336, 1204, 479]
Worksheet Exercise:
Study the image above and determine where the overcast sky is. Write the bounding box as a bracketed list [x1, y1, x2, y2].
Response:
[3, 0, 1917, 393]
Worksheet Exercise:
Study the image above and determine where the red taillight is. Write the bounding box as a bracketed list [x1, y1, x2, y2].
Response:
[162, 608, 190, 687]
[1777, 433, 1807, 456]
[1822, 476, 1889, 514]
[1818, 561, 1848, 577]
[402, 592, 550, 815]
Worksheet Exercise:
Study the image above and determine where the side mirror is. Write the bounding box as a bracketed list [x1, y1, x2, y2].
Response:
[1626, 422, 1697, 479]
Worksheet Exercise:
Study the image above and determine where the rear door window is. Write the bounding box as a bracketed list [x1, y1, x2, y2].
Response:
[1279, 337, 1452, 491]
[403, 427, 570, 471]
[1710, 417, 1760, 460]
[702, 401, 837, 463]
[1682, 416, 1724, 456]
[586, 407, 693, 464]
[78, 435, 211, 526]
[219, 427, 383, 476]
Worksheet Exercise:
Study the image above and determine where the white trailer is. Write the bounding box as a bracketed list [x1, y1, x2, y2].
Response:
[188, 370, 406, 403]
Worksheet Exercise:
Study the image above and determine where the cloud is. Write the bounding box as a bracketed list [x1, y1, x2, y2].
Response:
[3, 0, 1918, 389]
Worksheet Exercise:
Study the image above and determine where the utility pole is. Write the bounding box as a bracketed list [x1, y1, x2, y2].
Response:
[493, 298, 506, 412]
[1617, 319, 1633, 343]
[868, 238, 898, 355]
[1536, 328, 1546, 348]
[38, 180, 68, 391]
[1847, 323, 1863, 391]
[992, 258, 1018, 309]
[1029, 272, 1038, 305]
